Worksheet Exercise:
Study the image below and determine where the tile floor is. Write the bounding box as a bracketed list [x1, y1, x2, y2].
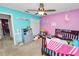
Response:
[0, 36, 42, 56]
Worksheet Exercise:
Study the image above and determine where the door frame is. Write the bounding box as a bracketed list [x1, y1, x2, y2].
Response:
[0, 12, 16, 45]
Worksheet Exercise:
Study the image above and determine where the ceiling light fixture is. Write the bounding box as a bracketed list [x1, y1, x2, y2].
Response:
[38, 11, 45, 15]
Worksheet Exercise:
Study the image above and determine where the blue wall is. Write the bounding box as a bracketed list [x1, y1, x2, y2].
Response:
[0, 6, 40, 45]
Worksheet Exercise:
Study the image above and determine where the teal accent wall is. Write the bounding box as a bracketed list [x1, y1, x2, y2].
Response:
[0, 6, 40, 45]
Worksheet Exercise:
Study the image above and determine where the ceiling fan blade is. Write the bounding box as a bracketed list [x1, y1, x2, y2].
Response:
[44, 13, 47, 15]
[35, 13, 38, 15]
[25, 11, 29, 13]
[45, 9, 56, 12]
[27, 9, 37, 11]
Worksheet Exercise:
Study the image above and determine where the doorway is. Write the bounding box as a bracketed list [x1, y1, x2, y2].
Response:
[1, 19, 10, 36]
[0, 14, 13, 48]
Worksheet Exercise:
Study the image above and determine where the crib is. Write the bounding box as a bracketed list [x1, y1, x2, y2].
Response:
[41, 29, 79, 56]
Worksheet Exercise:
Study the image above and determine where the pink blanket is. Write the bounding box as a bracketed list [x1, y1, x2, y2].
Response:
[46, 38, 79, 56]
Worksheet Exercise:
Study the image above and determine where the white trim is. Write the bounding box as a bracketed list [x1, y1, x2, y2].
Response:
[0, 12, 16, 45]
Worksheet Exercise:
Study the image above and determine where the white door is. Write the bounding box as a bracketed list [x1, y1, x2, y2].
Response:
[0, 20, 2, 39]
[30, 19, 40, 36]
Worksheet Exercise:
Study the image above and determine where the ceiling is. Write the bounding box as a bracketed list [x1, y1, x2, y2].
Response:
[0, 3, 79, 15]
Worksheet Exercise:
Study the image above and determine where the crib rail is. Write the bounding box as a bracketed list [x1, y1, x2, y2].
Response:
[55, 29, 79, 40]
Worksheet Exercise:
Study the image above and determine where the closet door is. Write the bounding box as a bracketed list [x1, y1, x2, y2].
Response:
[30, 19, 40, 36]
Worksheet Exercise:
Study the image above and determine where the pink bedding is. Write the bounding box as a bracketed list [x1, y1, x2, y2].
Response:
[46, 37, 79, 56]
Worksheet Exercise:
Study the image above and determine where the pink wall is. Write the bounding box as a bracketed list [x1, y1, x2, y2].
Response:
[41, 9, 79, 35]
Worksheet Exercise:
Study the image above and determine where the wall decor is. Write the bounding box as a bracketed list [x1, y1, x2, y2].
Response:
[65, 14, 70, 22]
[17, 17, 29, 21]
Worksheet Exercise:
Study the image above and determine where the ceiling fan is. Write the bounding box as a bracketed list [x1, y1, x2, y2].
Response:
[25, 3, 56, 16]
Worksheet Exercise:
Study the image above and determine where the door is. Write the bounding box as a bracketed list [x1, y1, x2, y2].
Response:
[30, 19, 40, 36]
